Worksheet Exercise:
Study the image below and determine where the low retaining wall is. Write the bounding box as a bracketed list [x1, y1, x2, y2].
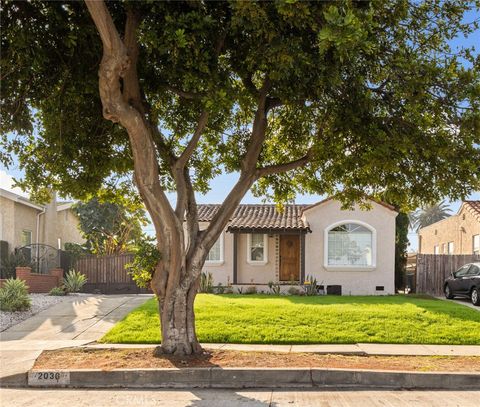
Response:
[15, 267, 64, 293]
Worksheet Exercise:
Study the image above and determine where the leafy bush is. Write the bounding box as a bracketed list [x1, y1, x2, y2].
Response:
[215, 283, 225, 294]
[199, 272, 214, 293]
[49, 286, 66, 296]
[268, 281, 281, 295]
[0, 278, 31, 311]
[126, 240, 161, 288]
[244, 286, 257, 295]
[63, 270, 87, 293]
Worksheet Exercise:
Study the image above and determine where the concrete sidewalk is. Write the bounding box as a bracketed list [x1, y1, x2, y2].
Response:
[0, 295, 150, 386]
[86, 342, 480, 356]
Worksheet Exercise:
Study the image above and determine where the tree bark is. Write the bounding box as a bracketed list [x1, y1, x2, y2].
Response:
[84, 0, 280, 356]
[155, 271, 202, 356]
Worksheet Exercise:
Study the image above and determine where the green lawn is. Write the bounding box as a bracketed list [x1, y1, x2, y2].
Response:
[100, 294, 480, 345]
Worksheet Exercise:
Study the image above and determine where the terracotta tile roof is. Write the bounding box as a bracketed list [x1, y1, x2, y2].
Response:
[197, 204, 311, 231]
[464, 201, 480, 221]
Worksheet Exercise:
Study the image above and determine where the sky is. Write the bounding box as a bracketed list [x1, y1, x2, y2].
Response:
[1, 5, 479, 252]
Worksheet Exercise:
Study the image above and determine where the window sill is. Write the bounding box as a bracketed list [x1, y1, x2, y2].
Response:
[205, 260, 225, 266]
[325, 265, 376, 272]
[247, 260, 268, 266]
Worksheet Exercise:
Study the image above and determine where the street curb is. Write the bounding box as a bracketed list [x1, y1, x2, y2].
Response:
[24, 368, 480, 390]
[0, 372, 27, 388]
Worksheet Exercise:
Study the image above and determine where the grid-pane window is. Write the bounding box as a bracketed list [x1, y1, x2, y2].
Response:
[21, 230, 32, 246]
[447, 241, 454, 254]
[249, 234, 265, 262]
[327, 223, 373, 266]
[206, 236, 222, 262]
[473, 235, 480, 255]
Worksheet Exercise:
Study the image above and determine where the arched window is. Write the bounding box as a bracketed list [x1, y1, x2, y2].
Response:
[325, 222, 375, 268]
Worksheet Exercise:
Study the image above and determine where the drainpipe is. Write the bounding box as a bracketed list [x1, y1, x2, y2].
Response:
[36, 208, 46, 245]
[35, 208, 46, 271]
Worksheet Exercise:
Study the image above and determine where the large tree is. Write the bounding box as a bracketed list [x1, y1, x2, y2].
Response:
[1, 1, 479, 355]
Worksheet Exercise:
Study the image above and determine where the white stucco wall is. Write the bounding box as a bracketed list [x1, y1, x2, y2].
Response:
[56, 209, 85, 249]
[236, 233, 277, 284]
[0, 193, 84, 252]
[0, 196, 16, 247]
[303, 200, 397, 295]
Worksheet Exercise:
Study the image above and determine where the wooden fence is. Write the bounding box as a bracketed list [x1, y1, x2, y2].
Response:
[416, 254, 480, 296]
[74, 253, 151, 294]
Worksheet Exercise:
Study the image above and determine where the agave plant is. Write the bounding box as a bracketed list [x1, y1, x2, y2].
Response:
[63, 270, 87, 293]
[199, 272, 214, 293]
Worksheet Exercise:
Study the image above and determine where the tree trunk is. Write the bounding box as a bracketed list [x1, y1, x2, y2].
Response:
[153, 262, 203, 356]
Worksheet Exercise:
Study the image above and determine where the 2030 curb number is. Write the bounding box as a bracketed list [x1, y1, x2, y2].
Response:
[29, 371, 70, 386]
[37, 372, 61, 380]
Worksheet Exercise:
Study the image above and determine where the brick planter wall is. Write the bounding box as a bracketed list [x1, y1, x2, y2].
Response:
[15, 267, 64, 293]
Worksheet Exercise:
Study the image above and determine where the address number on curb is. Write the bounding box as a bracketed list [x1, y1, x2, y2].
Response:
[28, 371, 70, 386]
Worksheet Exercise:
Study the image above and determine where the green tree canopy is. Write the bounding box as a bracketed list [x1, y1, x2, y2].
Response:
[1, 0, 479, 355]
[2, 0, 479, 206]
[74, 193, 147, 255]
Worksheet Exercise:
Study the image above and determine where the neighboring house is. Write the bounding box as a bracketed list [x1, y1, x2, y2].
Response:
[201, 198, 397, 295]
[418, 201, 480, 255]
[0, 188, 84, 255]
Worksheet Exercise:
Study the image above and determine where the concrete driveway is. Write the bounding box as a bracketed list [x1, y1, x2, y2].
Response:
[436, 296, 480, 311]
[0, 294, 150, 385]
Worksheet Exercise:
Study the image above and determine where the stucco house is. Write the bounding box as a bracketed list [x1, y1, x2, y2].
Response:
[418, 201, 480, 255]
[201, 198, 397, 295]
[0, 188, 84, 256]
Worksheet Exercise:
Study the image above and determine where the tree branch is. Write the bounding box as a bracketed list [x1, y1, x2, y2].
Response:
[84, 0, 180, 251]
[176, 110, 209, 169]
[164, 85, 205, 100]
[256, 150, 312, 178]
[122, 8, 145, 114]
[200, 77, 272, 251]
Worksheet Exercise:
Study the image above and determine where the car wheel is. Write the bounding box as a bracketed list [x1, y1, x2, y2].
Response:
[471, 288, 480, 306]
[445, 284, 454, 299]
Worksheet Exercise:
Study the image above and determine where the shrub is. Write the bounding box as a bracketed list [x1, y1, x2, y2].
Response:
[49, 286, 66, 296]
[0, 251, 32, 279]
[287, 286, 302, 296]
[0, 278, 31, 311]
[199, 272, 214, 293]
[244, 286, 257, 295]
[268, 281, 281, 295]
[63, 270, 87, 293]
[237, 287, 243, 294]
[126, 239, 161, 288]
[215, 283, 225, 294]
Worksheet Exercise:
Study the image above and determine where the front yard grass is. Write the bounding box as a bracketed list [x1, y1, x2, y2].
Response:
[100, 294, 480, 345]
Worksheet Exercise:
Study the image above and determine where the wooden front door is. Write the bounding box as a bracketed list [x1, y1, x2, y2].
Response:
[279, 235, 300, 281]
